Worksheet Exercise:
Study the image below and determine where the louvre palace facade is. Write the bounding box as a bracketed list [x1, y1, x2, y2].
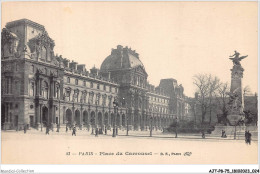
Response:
[1, 19, 190, 131]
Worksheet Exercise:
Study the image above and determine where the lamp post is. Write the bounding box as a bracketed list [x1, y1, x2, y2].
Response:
[150, 115, 153, 137]
[126, 108, 129, 136]
[112, 99, 118, 137]
[175, 117, 178, 138]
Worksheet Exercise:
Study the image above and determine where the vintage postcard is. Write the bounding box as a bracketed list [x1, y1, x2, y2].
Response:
[1, 1, 258, 167]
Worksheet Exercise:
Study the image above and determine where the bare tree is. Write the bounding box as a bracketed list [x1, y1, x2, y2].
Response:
[193, 74, 220, 125]
[215, 82, 229, 116]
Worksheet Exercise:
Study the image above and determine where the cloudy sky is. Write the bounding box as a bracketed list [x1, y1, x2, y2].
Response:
[2, 2, 258, 97]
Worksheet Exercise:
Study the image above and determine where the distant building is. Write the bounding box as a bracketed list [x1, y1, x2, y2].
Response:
[1, 19, 189, 131]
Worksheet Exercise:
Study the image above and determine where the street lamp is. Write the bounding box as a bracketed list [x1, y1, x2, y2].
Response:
[112, 99, 119, 137]
[150, 112, 153, 137]
[175, 117, 178, 138]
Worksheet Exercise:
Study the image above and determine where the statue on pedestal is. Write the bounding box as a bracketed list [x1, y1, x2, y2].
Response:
[229, 50, 248, 66]
[227, 50, 247, 125]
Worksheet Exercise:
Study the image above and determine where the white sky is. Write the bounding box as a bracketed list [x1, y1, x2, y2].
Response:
[2, 2, 258, 97]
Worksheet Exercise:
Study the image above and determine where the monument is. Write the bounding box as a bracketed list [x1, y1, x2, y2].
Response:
[212, 51, 247, 136]
[227, 51, 247, 125]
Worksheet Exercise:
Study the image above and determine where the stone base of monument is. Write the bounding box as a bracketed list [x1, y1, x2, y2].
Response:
[228, 114, 244, 125]
[211, 124, 246, 138]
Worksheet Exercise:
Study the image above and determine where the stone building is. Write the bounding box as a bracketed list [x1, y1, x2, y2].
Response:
[1, 19, 188, 131]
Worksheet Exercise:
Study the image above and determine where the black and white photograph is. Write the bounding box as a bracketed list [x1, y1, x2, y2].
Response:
[1, 1, 258, 173]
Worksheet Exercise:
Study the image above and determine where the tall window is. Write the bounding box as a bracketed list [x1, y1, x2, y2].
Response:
[55, 83, 60, 98]
[42, 81, 48, 99]
[66, 90, 71, 101]
[5, 77, 12, 94]
[30, 65, 34, 73]
[90, 82, 93, 88]
[29, 82, 34, 96]
[67, 77, 70, 83]
[89, 92, 94, 104]
[103, 85, 106, 91]
[83, 81, 86, 87]
[75, 79, 78, 85]
[97, 84, 100, 90]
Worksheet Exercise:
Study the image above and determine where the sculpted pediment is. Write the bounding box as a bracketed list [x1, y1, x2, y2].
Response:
[28, 31, 55, 61]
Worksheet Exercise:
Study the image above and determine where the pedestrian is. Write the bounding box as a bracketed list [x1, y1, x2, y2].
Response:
[72, 126, 76, 136]
[95, 127, 98, 137]
[46, 126, 49, 135]
[66, 126, 68, 133]
[245, 131, 248, 144]
[245, 131, 251, 145]
[202, 131, 205, 139]
[56, 124, 60, 132]
[105, 127, 107, 135]
[221, 130, 227, 138]
[24, 124, 27, 134]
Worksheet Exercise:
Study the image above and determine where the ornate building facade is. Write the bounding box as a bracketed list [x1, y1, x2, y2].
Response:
[1, 19, 189, 131]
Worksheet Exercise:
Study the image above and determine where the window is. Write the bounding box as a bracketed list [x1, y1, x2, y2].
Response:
[83, 81, 86, 87]
[115, 88, 117, 93]
[75, 79, 78, 85]
[67, 77, 70, 83]
[97, 84, 100, 90]
[30, 65, 34, 73]
[29, 82, 34, 96]
[42, 81, 48, 99]
[5, 78, 12, 94]
[109, 86, 112, 92]
[90, 82, 93, 88]
[55, 84, 60, 98]
[103, 85, 106, 91]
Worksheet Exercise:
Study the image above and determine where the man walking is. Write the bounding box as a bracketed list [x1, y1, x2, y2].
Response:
[72, 126, 76, 136]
